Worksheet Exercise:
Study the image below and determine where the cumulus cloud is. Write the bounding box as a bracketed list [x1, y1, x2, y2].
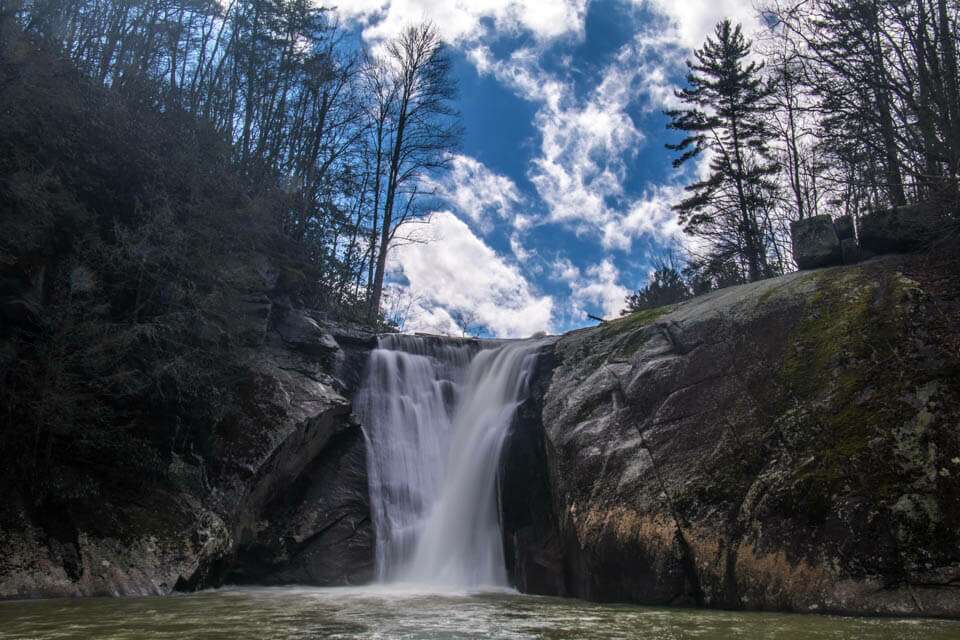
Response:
[387, 211, 553, 337]
[509, 232, 534, 264]
[471, 45, 635, 229]
[642, 0, 764, 51]
[568, 259, 631, 320]
[338, 2, 702, 254]
[550, 257, 581, 283]
[421, 154, 525, 234]
[336, 0, 588, 46]
[602, 183, 687, 250]
[531, 59, 643, 229]
[465, 3, 762, 255]
[471, 33, 688, 250]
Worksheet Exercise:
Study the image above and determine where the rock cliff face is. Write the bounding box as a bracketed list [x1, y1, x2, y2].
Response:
[499, 343, 566, 596]
[3, 246, 958, 619]
[535, 251, 960, 617]
[0, 291, 377, 598]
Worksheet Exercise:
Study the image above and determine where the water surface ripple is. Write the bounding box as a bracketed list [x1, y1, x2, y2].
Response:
[1, 587, 957, 640]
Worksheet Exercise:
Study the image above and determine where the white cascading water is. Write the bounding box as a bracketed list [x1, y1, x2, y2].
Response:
[355, 334, 543, 589]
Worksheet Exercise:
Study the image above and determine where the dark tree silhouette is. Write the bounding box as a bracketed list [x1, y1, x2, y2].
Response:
[666, 20, 780, 282]
[366, 23, 461, 322]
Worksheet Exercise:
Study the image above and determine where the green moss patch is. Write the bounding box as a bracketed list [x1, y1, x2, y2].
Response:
[772, 264, 960, 557]
[778, 269, 906, 488]
[598, 306, 674, 359]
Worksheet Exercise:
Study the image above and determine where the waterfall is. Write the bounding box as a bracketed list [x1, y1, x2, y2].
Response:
[355, 334, 543, 589]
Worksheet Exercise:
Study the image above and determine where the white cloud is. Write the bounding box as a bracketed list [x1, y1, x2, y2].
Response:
[602, 184, 686, 250]
[530, 58, 643, 229]
[509, 233, 533, 263]
[422, 154, 525, 234]
[335, 0, 588, 46]
[339, 2, 703, 257]
[629, 31, 688, 111]
[471, 33, 691, 251]
[568, 259, 631, 320]
[472, 45, 639, 230]
[550, 256, 581, 282]
[387, 211, 553, 337]
[641, 0, 764, 51]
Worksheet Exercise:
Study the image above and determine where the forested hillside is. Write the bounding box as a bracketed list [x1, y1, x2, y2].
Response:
[2, 0, 459, 324]
[0, 0, 462, 519]
[626, 2, 960, 309]
[0, 20, 303, 531]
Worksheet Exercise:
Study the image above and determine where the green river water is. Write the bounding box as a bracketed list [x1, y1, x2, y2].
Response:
[0, 587, 957, 639]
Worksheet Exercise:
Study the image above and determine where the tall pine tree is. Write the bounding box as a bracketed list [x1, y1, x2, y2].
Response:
[666, 20, 780, 282]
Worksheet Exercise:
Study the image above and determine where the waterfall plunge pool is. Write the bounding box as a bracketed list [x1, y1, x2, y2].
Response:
[1, 586, 957, 639]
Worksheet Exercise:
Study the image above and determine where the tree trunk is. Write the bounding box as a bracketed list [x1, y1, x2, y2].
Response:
[937, 0, 960, 179]
[784, 68, 806, 219]
[870, 1, 908, 206]
[366, 122, 386, 320]
[730, 119, 764, 281]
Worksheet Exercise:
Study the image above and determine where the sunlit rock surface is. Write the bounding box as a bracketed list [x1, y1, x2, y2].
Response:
[538, 252, 960, 616]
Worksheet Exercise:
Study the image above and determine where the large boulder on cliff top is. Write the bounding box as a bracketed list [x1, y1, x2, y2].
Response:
[791, 215, 842, 270]
[859, 203, 942, 254]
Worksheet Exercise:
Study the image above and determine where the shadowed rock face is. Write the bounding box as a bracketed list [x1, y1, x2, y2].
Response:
[224, 425, 373, 586]
[170, 315, 377, 591]
[535, 254, 960, 617]
[859, 204, 944, 255]
[499, 343, 565, 596]
[791, 215, 842, 269]
[0, 301, 377, 598]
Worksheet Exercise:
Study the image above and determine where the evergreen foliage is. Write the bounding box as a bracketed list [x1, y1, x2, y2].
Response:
[666, 20, 781, 283]
[622, 258, 692, 313]
[0, 27, 294, 512]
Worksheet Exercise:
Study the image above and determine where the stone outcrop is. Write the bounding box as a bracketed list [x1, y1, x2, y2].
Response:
[0, 289, 377, 598]
[859, 203, 943, 255]
[790, 202, 952, 271]
[841, 238, 861, 265]
[791, 215, 842, 269]
[534, 252, 960, 617]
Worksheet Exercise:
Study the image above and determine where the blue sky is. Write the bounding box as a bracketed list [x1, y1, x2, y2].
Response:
[337, 0, 762, 337]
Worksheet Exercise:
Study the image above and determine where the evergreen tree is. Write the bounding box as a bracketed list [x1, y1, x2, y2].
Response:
[666, 20, 780, 282]
[621, 258, 692, 314]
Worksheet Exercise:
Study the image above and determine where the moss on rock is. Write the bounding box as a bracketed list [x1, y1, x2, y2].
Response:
[540, 253, 960, 616]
